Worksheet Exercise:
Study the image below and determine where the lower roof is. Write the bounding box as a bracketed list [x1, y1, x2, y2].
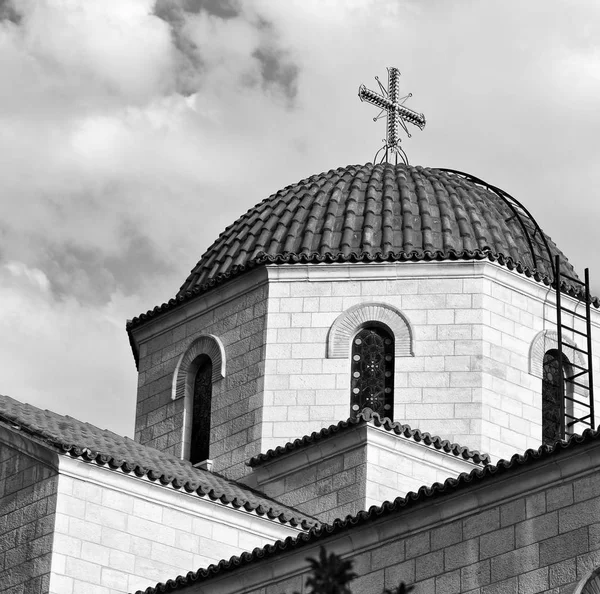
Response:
[135, 426, 600, 593]
[0, 394, 317, 529]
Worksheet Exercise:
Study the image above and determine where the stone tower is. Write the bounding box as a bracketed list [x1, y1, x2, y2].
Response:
[127, 163, 600, 481]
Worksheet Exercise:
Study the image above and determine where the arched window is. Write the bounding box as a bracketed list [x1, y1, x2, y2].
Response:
[542, 349, 567, 445]
[350, 326, 394, 419]
[190, 355, 213, 465]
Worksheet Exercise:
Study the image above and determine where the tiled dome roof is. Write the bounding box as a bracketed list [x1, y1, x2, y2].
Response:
[178, 163, 576, 296]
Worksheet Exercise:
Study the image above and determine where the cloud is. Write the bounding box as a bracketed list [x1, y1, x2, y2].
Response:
[2, 0, 600, 437]
[0, 262, 138, 436]
[0, 0, 20, 24]
[154, 0, 300, 100]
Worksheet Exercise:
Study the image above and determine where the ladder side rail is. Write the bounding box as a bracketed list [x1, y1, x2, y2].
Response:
[585, 268, 595, 428]
[556, 255, 566, 439]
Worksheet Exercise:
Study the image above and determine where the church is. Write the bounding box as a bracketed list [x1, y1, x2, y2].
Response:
[2, 69, 600, 594]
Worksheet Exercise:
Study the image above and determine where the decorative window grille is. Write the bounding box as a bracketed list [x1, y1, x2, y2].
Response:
[350, 327, 394, 418]
[542, 349, 565, 445]
[190, 356, 212, 464]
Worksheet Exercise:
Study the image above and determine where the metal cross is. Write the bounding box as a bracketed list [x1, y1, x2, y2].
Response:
[358, 67, 426, 164]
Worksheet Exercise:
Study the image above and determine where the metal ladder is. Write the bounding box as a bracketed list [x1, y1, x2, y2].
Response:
[555, 255, 595, 436]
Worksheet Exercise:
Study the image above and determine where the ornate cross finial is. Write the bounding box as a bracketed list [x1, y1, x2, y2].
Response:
[358, 67, 426, 165]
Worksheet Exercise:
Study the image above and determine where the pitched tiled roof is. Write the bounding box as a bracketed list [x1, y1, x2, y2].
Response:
[136, 427, 600, 593]
[0, 394, 317, 529]
[127, 163, 597, 333]
[248, 409, 491, 467]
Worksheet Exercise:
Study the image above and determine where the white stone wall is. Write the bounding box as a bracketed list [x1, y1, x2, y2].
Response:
[365, 425, 482, 508]
[48, 456, 301, 594]
[261, 261, 600, 463]
[244, 422, 481, 524]
[132, 258, 600, 479]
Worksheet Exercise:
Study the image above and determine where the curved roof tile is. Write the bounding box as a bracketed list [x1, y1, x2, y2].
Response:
[248, 409, 491, 467]
[178, 164, 575, 294]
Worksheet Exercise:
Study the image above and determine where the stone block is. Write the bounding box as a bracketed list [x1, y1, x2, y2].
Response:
[577, 549, 600, 580]
[435, 568, 461, 594]
[405, 531, 430, 559]
[546, 484, 574, 512]
[444, 539, 480, 571]
[548, 558, 576, 588]
[573, 473, 600, 503]
[461, 559, 491, 590]
[500, 498, 526, 527]
[539, 527, 588, 567]
[463, 508, 500, 539]
[415, 550, 444, 581]
[64, 556, 102, 584]
[517, 567, 548, 593]
[491, 543, 539, 582]
[515, 512, 558, 548]
[558, 497, 600, 534]
[370, 539, 404, 571]
[480, 526, 515, 560]
[525, 492, 546, 519]
[431, 522, 463, 552]
[481, 576, 518, 594]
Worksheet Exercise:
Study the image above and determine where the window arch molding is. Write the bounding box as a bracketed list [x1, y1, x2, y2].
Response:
[171, 334, 226, 401]
[327, 302, 413, 359]
[529, 330, 587, 393]
[574, 567, 600, 594]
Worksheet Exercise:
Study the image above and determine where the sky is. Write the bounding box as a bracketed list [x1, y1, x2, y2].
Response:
[1, 0, 599, 437]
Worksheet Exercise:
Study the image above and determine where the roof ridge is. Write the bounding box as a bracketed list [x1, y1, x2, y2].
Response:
[247, 409, 491, 468]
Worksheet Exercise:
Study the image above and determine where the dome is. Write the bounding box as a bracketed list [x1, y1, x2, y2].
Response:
[178, 163, 575, 296]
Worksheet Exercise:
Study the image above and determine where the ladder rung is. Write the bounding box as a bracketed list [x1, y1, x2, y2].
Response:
[567, 344, 589, 355]
[560, 272, 586, 285]
[565, 414, 592, 424]
[566, 379, 590, 391]
[564, 396, 592, 407]
[559, 307, 588, 320]
[560, 324, 588, 338]
[565, 417, 593, 426]
[569, 362, 589, 372]
[566, 370, 588, 381]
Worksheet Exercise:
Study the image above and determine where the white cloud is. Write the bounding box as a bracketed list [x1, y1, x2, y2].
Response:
[1, 0, 599, 436]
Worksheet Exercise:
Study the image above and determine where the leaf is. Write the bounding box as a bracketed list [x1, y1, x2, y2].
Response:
[304, 547, 357, 594]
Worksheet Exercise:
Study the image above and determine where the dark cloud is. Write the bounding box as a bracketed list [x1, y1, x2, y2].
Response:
[0, 0, 20, 24]
[253, 46, 299, 103]
[154, 0, 240, 23]
[41, 226, 172, 306]
[153, 0, 299, 101]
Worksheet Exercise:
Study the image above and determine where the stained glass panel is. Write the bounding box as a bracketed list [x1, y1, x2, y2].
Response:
[190, 357, 212, 464]
[350, 327, 394, 419]
[542, 350, 564, 445]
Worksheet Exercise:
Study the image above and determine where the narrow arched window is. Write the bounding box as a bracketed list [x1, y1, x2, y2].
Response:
[542, 349, 566, 445]
[190, 355, 213, 464]
[350, 326, 394, 419]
